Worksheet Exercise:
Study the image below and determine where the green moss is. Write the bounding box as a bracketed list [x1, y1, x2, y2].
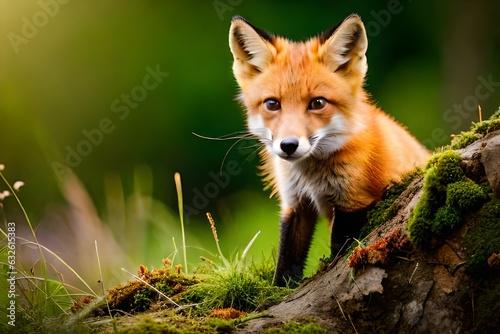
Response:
[475, 284, 500, 332]
[463, 196, 500, 276]
[425, 150, 465, 190]
[450, 107, 500, 149]
[205, 317, 236, 333]
[110, 315, 237, 334]
[107, 270, 198, 315]
[154, 281, 175, 296]
[118, 316, 216, 334]
[262, 320, 328, 334]
[407, 151, 489, 246]
[431, 206, 461, 236]
[132, 287, 155, 313]
[362, 169, 423, 238]
[446, 180, 489, 211]
[408, 140, 497, 277]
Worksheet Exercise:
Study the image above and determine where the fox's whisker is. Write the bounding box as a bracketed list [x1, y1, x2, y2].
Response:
[218, 136, 254, 175]
[239, 143, 264, 150]
[241, 144, 264, 165]
[193, 129, 259, 175]
[192, 131, 252, 141]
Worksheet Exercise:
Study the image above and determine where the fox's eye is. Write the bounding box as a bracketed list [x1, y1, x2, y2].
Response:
[309, 97, 327, 110]
[264, 99, 281, 112]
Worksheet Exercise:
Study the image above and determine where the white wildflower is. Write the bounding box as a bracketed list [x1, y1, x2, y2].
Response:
[13, 181, 25, 192]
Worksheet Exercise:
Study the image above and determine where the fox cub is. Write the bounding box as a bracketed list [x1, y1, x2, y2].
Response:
[228, 14, 430, 286]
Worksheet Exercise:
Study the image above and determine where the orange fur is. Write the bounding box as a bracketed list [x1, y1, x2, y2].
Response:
[229, 14, 430, 286]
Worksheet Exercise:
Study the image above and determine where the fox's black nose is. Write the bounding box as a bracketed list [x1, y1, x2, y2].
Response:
[280, 137, 299, 156]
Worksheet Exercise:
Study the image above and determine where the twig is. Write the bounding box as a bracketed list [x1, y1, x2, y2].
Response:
[347, 314, 359, 334]
[471, 289, 475, 326]
[95, 241, 118, 334]
[452, 261, 466, 275]
[350, 269, 363, 295]
[327, 238, 353, 270]
[332, 293, 347, 321]
[409, 262, 419, 284]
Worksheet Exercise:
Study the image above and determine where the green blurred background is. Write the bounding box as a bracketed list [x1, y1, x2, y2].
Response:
[0, 0, 499, 287]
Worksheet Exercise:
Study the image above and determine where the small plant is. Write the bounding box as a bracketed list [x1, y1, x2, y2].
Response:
[0, 165, 98, 330]
[181, 212, 291, 316]
[174, 172, 189, 275]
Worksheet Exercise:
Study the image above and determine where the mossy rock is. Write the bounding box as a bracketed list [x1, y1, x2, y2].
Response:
[450, 108, 500, 149]
[407, 147, 491, 247]
[463, 196, 500, 276]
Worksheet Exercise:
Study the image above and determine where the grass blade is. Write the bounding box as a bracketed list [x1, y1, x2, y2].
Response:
[174, 173, 188, 275]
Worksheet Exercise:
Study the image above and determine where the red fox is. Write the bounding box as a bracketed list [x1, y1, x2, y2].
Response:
[228, 14, 431, 286]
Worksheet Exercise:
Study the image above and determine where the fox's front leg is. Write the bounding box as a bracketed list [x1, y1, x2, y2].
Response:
[274, 201, 318, 287]
[330, 208, 371, 257]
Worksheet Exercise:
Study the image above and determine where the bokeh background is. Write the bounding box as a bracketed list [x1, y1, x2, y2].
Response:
[1, 0, 499, 290]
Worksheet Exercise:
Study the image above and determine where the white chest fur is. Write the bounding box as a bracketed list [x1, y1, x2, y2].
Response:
[274, 156, 350, 217]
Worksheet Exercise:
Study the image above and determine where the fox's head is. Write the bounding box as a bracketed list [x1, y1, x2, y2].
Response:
[229, 15, 369, 161]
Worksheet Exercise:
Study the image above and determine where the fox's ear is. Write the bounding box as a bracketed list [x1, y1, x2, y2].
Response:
[229, 16, 276, 82]
[319, 14, 368, 78]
